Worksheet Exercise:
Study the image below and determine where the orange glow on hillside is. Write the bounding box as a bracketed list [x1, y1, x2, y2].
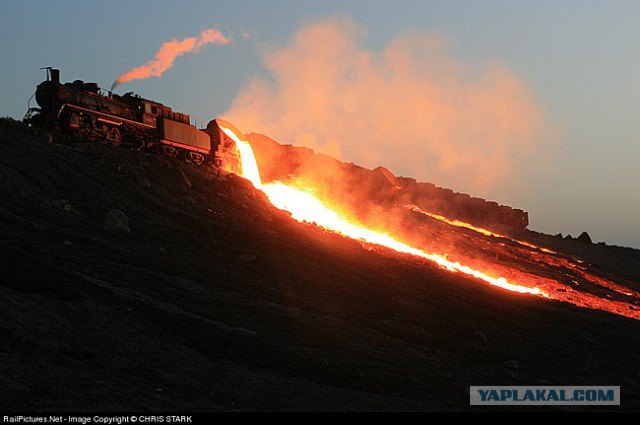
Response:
[408, 205, 557, 254]
[219, 124, 546, 297]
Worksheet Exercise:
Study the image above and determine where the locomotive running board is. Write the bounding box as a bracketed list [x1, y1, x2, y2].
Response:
[96, 117, 123, 126]
[59, 104, 156, 129]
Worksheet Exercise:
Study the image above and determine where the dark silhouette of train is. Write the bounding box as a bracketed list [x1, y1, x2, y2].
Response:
[25, 68, 219, 165]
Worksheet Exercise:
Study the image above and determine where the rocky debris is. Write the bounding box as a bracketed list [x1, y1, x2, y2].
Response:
[503, 360, 520, 378]
[584, 355, 599, 371]
[117, 163, 136, 178]
[53, 198, 72, 212]
[1, 118, 640, 411]
[136, 174, 152, 188]
[238, 253, 257, 262]
[373, 166, 398, 188]
[182, 195, 196, 207]
[577, 231, 593, 244]
[473, 331, 489, 347]
[103, 208, 131, 234]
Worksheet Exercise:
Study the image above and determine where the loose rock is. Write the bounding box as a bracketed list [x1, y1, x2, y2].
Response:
[473, 331, 489, 347]
[136, 174, 151, 188]
[104, 209, 131, 234]
[577, 231, 592, 244]
[238, 253, 257, 262]
[53, 198, 72, 212]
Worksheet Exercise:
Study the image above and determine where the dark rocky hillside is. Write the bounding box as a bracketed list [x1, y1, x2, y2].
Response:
[0, 118, 639, 411]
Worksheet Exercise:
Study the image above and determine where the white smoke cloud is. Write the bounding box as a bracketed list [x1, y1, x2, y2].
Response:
[223, 15, 556, 199]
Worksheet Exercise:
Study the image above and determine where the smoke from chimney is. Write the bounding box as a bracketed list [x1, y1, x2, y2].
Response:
[111, 28, 231, 91]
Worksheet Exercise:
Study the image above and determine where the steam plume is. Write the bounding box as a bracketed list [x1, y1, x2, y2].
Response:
[224, 16, 556, 200]
[111, 28, 231, 91]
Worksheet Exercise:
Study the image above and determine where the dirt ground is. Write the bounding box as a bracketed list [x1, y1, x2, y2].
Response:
[0, 119, 639, 412]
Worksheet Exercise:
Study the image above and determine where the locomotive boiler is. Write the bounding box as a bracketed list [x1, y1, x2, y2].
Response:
[25, 68, 213, 165]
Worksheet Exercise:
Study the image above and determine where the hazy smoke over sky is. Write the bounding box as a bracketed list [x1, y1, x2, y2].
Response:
[224, 16, 554, 198]
[112, 28, 231, 91]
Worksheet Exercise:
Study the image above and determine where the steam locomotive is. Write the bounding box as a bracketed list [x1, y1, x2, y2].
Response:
[25, 68, 227, 165]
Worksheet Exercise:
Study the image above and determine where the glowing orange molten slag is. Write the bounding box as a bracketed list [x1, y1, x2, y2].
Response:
[408, 205, 557, 254]
[219, 124, 546, 297]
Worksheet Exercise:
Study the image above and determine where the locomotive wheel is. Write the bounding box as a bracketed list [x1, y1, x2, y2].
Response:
[181, 151, 205, 166]
[107, 127, 122, 147]
[162, 145, 177, 158]
[191, 152, 205, 166]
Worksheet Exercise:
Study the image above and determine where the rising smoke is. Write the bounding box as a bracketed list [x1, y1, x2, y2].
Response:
[111, 28, 231, 91]
[224, 16, 555, 200]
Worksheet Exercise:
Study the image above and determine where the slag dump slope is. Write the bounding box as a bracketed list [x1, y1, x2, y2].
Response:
[243, 130, 640, 320]
[0, 118, 639, 411]
[245, 132, 529, 231]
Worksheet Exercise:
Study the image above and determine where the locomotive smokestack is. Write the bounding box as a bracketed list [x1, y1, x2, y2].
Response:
[50, 68, 60, 84]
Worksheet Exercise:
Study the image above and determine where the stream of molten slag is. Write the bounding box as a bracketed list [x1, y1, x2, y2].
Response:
[219, 124, 546, 297]
[408, 204, 557, 254]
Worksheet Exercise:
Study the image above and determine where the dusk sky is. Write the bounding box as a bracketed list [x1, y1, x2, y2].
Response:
[1, 0, 639, 248]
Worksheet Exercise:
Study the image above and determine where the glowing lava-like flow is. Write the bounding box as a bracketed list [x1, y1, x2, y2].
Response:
[408, 205, 557, 254]
[219, 125, 546, 297]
